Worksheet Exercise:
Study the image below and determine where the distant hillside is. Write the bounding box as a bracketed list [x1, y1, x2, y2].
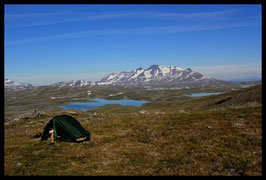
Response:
[6, 64, 260, 89]
[4, 79, 33, 89]
[183, 84, 261, 111]
[51, 80, 95, 87]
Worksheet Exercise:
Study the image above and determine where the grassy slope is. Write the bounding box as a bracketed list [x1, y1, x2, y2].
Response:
[143, 84, 262, 112]
[4, 85, 262, 176]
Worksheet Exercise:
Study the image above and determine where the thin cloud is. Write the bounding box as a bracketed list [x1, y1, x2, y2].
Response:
[5, 12, 68, 19]
[5, 9, 239, 28]
[145, 9, 239, 19]
[5, 22, 261, 45]
[6, 12, 142, 28]
[192, 63, 261, 80]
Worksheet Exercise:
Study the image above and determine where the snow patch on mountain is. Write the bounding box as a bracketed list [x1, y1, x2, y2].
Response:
[5, 79, 33, 89]
[51, 80, 95, 87]
[97, 65, 217, 85]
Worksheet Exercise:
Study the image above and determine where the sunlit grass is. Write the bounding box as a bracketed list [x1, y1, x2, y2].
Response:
[4, 85, 261, 175]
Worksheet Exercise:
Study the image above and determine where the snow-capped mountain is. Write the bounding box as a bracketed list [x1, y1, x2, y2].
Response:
[5, 79, 33, 89]
[51, 80, 95, 87]
[97, 65, 219, 86]
[5, 65, 223, 89]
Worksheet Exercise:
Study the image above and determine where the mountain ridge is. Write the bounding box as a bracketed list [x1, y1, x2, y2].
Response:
[97, 65, 220, 86]
[5, 65, 227, 88]
[5, 79, 33, 89]
[51, 80, 95, 87]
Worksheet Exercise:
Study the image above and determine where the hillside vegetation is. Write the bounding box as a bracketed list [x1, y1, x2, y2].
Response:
[4, 85, 261, 176]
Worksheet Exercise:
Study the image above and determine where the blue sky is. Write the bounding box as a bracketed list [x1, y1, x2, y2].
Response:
[5, 4, 261, 85]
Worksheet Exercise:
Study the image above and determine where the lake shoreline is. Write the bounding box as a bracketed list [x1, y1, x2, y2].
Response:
[59, 98, 150, 111]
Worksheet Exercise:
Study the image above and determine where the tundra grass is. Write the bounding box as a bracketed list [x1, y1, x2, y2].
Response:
[5, 106, 261, 176]
[4, 84, 262, 175]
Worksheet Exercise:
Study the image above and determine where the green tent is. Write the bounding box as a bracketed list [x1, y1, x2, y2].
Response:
[41, 115, 90, 142]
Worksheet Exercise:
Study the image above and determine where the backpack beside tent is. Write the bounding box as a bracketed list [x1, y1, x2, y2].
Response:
[40, 115, 90, 142]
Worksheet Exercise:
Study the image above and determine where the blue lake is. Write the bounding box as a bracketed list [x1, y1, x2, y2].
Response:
[187, 92, 222, 97]
[60, 98, 150, 111]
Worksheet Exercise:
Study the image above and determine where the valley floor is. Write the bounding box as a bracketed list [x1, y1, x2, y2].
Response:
[4, 84, 262, 176]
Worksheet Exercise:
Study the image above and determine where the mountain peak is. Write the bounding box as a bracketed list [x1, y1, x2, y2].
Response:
[147, 65, 160, 70]
[51, 80, 95, 87]
[5, 79, 33, 89]
[97, 65, 216, 85]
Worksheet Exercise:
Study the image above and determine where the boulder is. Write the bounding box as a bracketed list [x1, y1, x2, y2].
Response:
[155, 111, 165, 115]
[232, 123, 245, 128]
[139, 110, 148, 114]
[178, 110, 186, 113]
[14, 111, 46, 122]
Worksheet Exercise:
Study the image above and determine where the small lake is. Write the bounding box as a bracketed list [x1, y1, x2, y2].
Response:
[187, 92, 222, 97]
[60, 98, 150, 111]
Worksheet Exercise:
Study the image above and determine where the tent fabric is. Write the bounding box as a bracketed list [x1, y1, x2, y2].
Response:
[53, 115, 89, 142]
[41, 115, 90, 142]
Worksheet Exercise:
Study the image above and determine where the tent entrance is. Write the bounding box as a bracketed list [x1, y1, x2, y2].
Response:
[40, 119, 53, 141]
